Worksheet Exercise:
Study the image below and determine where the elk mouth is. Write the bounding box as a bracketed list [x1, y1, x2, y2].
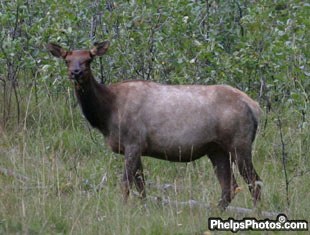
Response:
[70, 74, 82, 81]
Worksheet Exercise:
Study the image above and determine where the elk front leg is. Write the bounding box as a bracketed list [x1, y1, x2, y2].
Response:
[121, 145, 146, 202]
[133, 157, 146, 199]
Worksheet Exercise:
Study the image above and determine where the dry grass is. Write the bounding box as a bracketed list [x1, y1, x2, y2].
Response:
[0, 94, 309, 234]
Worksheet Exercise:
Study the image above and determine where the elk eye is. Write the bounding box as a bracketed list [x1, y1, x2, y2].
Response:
[84, 58, 92, 64]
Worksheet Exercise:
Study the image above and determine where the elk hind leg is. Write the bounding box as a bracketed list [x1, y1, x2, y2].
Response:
[235, 148, 262, 206]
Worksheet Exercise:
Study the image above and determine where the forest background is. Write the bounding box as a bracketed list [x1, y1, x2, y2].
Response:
[0, 0, 309, 234]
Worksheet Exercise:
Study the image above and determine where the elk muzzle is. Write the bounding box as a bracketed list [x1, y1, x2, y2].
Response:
[70, 69, 83, 80]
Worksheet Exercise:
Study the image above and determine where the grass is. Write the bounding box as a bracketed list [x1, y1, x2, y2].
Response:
[0, 89, 309, 234]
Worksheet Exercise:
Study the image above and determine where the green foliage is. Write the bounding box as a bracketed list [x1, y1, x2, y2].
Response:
[1, 1, 309, 107]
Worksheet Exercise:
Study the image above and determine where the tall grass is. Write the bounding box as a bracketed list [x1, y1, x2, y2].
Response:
[0, 87, 309, 234]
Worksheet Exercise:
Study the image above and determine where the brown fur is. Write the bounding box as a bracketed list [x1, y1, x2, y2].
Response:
[47, 41, 262, 209]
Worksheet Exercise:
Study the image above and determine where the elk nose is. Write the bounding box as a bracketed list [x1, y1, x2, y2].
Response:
[71, 69, 82, 77]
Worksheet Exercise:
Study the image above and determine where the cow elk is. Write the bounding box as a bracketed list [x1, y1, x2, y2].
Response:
[47, 41, 262, 209]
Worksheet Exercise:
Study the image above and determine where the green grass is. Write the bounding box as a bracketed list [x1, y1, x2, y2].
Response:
[0, 92, 309, 234]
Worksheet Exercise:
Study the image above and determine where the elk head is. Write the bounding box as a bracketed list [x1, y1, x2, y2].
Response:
[47, 41, 110, 83]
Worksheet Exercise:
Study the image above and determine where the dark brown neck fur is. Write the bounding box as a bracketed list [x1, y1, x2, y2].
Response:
[74, 75, 115, 136]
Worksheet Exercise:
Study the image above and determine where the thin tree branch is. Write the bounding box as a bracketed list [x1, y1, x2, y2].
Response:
[277, 116, 290, 206]
[133, 191, 280, 219]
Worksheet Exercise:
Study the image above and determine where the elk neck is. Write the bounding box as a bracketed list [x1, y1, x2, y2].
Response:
[74, 74, 115, 136]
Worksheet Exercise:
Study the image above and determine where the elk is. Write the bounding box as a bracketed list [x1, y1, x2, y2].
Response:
[47, 41, 262, 209]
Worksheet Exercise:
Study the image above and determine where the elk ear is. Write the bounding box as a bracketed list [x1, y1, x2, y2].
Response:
[90, 41, 110, 57]
[47, 43, 67, 58]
